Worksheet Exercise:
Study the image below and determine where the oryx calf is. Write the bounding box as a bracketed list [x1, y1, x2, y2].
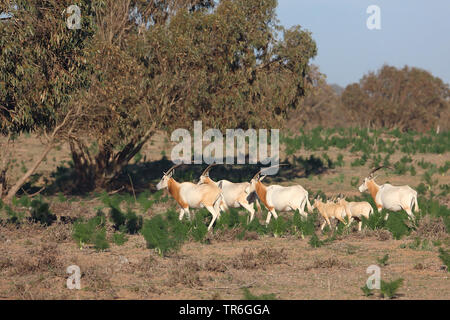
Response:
[337, 197, 373, 231]
[313, 197, 350, 231]
[245, 168, 313, 225]
[156, 164, 222, 231]
[358, 166, 419, 221]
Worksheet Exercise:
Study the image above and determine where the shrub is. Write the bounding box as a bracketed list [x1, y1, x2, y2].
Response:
[385, 212, 411, 240]
[109, 207, 143, 234]
[72, 211, 107, 249]
[242, 288, 277, 300]
[361, 284, 373, 297]
[112, 232, 128, 246]
[93, 228, 109, 251]
[438, 248, 450, 272]
[293, 211, 316, 238]
[377, 254, 389, 266]
[189, 211, 209, 243]
[29, 198, 56, 226]
[141, 212, 187, 256]
[380, 278, 404, 299]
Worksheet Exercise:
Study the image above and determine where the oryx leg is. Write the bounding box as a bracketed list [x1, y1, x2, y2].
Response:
[205, 205, 219, 231]
[239, 200, 256, 223]
[265, 208, 278, 225]
[403, 206, 415, 221]
[179, 207, 186, 220]
[320, 216, 332, 231]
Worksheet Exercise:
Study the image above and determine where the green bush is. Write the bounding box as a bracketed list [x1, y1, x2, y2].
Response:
[112, 232, 128, 246]
[93, 228, 109, 251]
[377, 254, 389, 266]
[109, 207, 143, 234]
[141, 212, 187, 256]
[72, 211, 107, 249]
[242, 288, 277, 300]
[30, 198, 56, 226]
[189, 211, 209, 243]
[385, 212, 411, 240]
[361, 284, 373, 297]
[293, 211, 316, 238]
[380, 278, 404, 299]
[438, 248, 450, 272]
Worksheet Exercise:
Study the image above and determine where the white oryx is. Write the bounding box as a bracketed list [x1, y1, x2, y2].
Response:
[358, 166, 419, 221]
[197, 164, 261, 222]
[245, 167, 313, 225]
[156, 164, 222, 231]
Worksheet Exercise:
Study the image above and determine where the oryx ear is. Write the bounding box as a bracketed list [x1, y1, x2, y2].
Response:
[259, 175, 267, 181]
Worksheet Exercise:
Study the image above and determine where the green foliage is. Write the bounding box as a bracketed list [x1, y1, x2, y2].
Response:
[72, 211, 108, 250]
[30, 198, 56, 226]
[438, 248, 450, 272]
[109, 206, 143, 234]
[362, 210, 386, 230]
[141, 211, 189, 257]
[380, 278, 404, 299]
[93, 228, 110, 252]
[308, 233, 335, 248]
[361, 284, 373, 297]
[376, 254, 389, 266]
[189, 210, 209, 243]
[385, 212, 411, 240]
[267, 216, 290, 237]
[112, 232, 128, 246]
[242, 288, 277, 300]
[293, 211, 316, 238]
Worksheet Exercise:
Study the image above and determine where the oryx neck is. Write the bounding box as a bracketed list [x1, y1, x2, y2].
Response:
[167, 177, 180, 197]
[367, 180, 380, 201]
[255, 181, 273, 210]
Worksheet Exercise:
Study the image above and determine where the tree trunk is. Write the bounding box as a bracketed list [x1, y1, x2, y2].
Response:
[3, 143, 54, 203]
[68, 127, 155, 191]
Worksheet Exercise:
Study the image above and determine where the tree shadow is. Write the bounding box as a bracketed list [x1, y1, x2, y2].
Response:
[42, 154, 330, 196]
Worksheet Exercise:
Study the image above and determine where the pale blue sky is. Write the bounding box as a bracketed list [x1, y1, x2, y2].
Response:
[276, 0, 450, 87]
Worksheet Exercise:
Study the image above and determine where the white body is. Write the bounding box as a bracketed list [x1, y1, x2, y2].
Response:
[198, 176, 260, 222]
[156, 172, 222, 231]
[359, 178, 419, 220]
[265, 185, 310, 214]
[246, 177, 313, 225]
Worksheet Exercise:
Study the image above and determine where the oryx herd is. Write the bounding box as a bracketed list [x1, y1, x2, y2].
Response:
[156, 164, 419, 231]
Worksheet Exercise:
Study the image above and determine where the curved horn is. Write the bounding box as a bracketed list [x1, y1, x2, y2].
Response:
[201, 163, 217, 177]
[251, 169, 263, 181]
[368, 166, 385, 177]
[251, 164, 289, 181]
[164, 163, 181, 176]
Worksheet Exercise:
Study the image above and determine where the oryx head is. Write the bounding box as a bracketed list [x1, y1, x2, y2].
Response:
[245, 164, 287, 194]
[312, 196, 323, 209]
[197, 163, 217, 185]
[245, 169, 267, 194]
[358, 166, 384, 192]
[337, 193, 347, 205]
[156, 164, 181, 190]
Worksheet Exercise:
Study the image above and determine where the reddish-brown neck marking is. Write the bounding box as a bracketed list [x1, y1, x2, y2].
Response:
[203, 176, 215, 185]
[167, 177, 188, 209]
[367, 179, 382, 208]
[255, 180, 273, 211]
